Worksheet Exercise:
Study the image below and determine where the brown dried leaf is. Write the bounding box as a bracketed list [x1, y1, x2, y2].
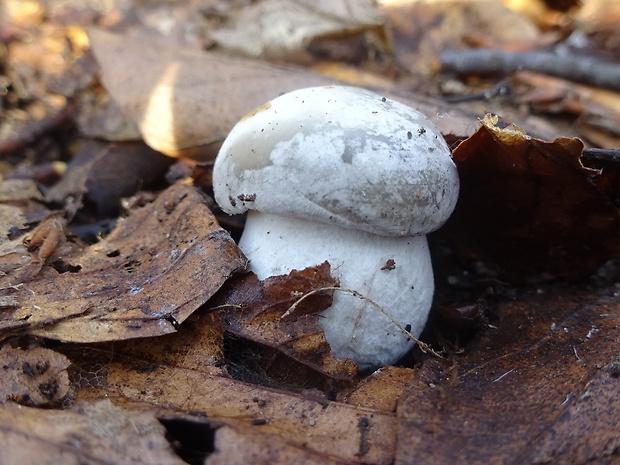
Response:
[511, 71, 620, 148]
[87, 28, 333, 158]
[338, 366, 415, 413]
[205, 424, 347, 465]
[440, 114, 620, 281]
[0, 183, 247, 342]
[0, 346, 72, 406]
[213, 263, 358, 383]
[0, 400, 185, 465]
[111, 310, 226, 374]
[0, 179, 43, 203]
[0, 226, 30, 291]
[17, 212, 68, 282]
[46, 140, 173, 218]
[209, 0, 389, 61]
[396, 288, 620, 464]
[72, 349, 396, 465]
[382, 0, 541, 78]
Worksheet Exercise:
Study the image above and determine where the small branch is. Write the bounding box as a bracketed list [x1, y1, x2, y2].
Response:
[440, 49, 620, 92]
[582, 148, 620, 165]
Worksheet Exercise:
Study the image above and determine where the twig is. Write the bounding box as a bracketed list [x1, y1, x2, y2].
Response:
[440, 49, 620, 92]
[282, 286, 444, 358]
[493, 368, 515, 383]
[582, 148, 620, 165]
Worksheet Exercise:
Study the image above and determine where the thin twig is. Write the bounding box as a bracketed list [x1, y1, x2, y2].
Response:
[282, 286, 444, 359]
[440, 49, 620, 92]
[582, 148, 620, 165]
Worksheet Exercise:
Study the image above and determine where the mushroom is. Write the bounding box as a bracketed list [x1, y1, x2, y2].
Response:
[213, 86, 459, 369]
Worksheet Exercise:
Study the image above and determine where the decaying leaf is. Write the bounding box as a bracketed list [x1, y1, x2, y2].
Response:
[0, 179, 44, 203]
[204, 424, 347, 465]
[208, 0, 390, 61]
[0, 400, 185, 465]
[0, 345, 72, 406]
[0, 183, 247, 342]
[383, 0, 541, 78]
[338, 366, 416, 412]
[0, 182, 52, 305]
[87, 28, 333, 159]
[0, 205, 28, 262]
[212, 262, 358, 384]
[110, 310, 226, 374]
[16, 211, 75, 284]
[46, 140, 173, 218]
[441, 114, 620, 281]
[396, 288, 620, 464]
[72, 348, 397, 465]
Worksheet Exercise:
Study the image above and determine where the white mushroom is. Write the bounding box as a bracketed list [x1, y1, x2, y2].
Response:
[213, 86, 459, 369]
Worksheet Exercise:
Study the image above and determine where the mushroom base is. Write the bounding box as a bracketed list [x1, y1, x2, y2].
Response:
[238, 211, 434, 370]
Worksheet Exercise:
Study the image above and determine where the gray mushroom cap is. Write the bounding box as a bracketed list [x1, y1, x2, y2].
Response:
[213, 86, 459, 236]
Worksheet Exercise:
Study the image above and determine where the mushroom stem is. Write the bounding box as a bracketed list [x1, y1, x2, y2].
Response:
[239, 211, 434, 369]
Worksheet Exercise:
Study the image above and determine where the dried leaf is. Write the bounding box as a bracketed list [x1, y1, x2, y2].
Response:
[441, 114, 620, 281]
[0, 346, 72, 406]
[205, 424, 345, 465]
[16, 212, 69, 282]
[46, 140, 173, 218]
[0, 183, 247, 342]
[0, 400, 185, 465]
[396, 289, 620, 464]
[72, 349, 396, 465]
[339, 366, 415, 412]
[111, 311, 226, 374]
[511, 71, 620, 148]
[87, 28, 333, 158]
[0, 179, 43, 203]
[213, 263, 358, 383]
[382, 0, 541, 78]
[209, 0, 389, 61]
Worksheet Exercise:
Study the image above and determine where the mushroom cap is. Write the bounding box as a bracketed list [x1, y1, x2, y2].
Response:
[213, 86, 459, 236]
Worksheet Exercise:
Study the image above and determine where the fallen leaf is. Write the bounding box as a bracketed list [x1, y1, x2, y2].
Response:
[511, 71, 620, 149]
[87, 28, 333, 158]
[396, 288, 620, 464]
[0, 183, 247, 342]
[338, 366, 415, 413]
[71, 348, 396, 465]
[440, 114, 620, 281]
[0, 205, 28, 245]
[213, 263, 358, 385]
[0, 345, 72, 406]
[110, 310, 226, 374]
[0, 206, 31, 287]
[46, 140, 173, 218]
[204, 424, 346, 465]
[0, 179, 43, 203]
[208, 0, 389, 61]
[17, 211, 68, 282]
[382, 0, 541, 78]
[0, 400, 185, 465]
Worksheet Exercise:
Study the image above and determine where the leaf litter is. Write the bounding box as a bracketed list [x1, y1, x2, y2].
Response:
[396, 287, 620, 465]
[0, 183, 247, 342]
[0, 0, 619, 464]
[440, 114, 620, 281]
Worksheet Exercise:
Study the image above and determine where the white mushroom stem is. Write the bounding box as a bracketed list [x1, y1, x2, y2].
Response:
[239, 211, 434, 369]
